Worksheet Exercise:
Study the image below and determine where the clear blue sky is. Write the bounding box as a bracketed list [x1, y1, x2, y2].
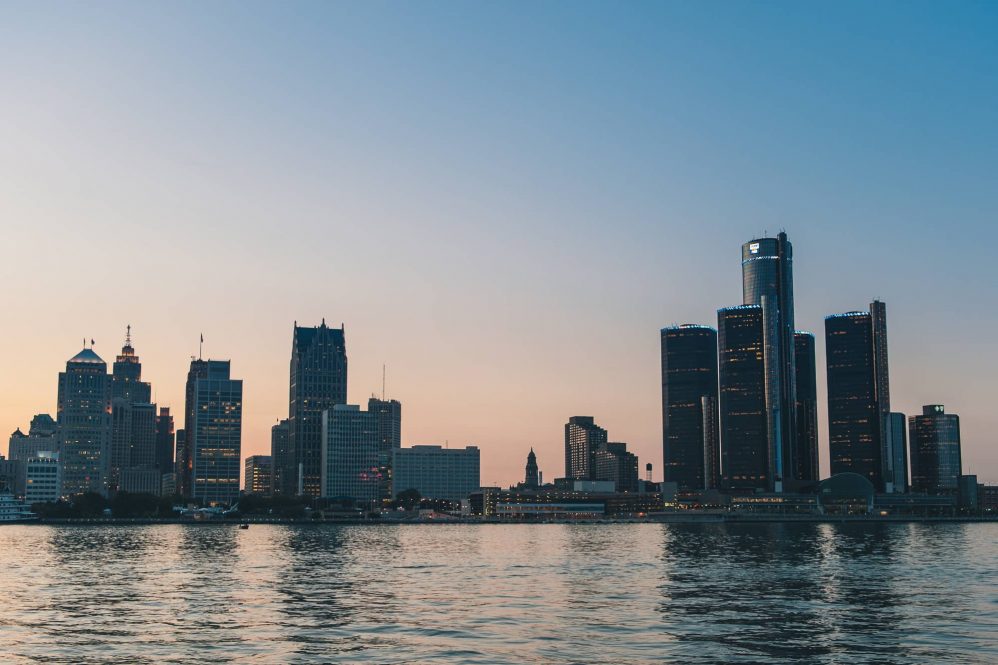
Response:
[1, 1, 996, 484]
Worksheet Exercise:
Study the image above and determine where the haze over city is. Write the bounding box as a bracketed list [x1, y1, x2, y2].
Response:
[2, 2, 996, 486]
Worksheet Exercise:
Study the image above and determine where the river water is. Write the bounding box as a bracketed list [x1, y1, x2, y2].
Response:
[0, 522, 995, 663]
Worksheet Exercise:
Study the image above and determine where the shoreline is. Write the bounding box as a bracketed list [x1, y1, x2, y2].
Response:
[6, 514, 998, 526]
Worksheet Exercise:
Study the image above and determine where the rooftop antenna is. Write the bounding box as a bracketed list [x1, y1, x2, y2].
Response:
[199, 333, 204, 360]
[125, 324, 132, 346]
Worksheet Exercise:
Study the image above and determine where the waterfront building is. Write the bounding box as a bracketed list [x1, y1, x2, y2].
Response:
[717, 305, 770, 491]
[741, 232, 797, 487]
[660, 324, 719, 491]
[8, 414, 59, 462]
[524, 448, 539, 488]
[320, 404, 379, 505]
[22, 452, 60, 504]
[189, 360, 243, 505]
[368, 397, 401, 502]
[593, 442, 639, 493]
[885, 412, 909, 493]
[824, 301, 895, 491]
[392, 445, 481, 502]
[793, 332, 819, 483]
[244, 455, 273, 495]
[179, 359, 211, 497]
[109, 328, 157, 491]
[909, 405, 962, 495]
[119, 466, 162, 495]
[288, 321, 348, 497]
[155, 407, 175, 475]
[564, 416, 607, 480]
[0, 459, 21, 494]
[269, 419, 290, 496]
[57, 345, 111, 496]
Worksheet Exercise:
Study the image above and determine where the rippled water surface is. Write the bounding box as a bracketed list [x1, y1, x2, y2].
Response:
[0, 522, 996, 663]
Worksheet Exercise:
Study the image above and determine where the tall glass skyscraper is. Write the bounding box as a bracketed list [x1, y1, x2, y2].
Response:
[190, 360, 242, 505]
[793, 331, 819, 483]
[741, 232, 796, 488]
[108, 328, 156, 491]
[287, 321, 347, 497]
[909, 405, 962, 495]
[269, 418, 290, 497]
[824, 301, 894, 491]
[57, 345, 111, 496]
[321, 404, 381, 505]
[660, 324, 719, 491]
[717, 306, 770, 491]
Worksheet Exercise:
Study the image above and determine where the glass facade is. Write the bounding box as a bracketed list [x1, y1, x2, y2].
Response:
[793, 331, 819, 483]
[741, 233, 796, 485]
[660, 325, 719, 490]
[269, 419, 290, 496]
[191, 362, 243, 506]
[717, 306, 769, 490]
[564, 416, 607, 480]
[321, 404, 381, 505]
[288, 322, 348, 497]
[57, 348, 111, 497]
[909, 405, 962, 494]
[391, 445, 481, 502]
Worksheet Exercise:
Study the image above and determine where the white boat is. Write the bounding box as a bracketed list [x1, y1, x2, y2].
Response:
[0, 493, 38, 523]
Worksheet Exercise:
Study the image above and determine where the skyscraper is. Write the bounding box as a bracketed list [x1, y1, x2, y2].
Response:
[824, 301, 894, 491]
[189, 360, 242, 505]
[717, 306, 770, 491]
[661, 324, 719, 491]
[57, 345, 111, 496]
[269, 419, 290, 496]
[108, 328, 156, 491]
[885, 412, 908, 493]
[793, 331, 819, 483]
[287, 321, 347, 497]
[178, 358, 211, 497]
[155, 407, 175, 475]
[564, 416, 607, 480]
[244, 455, 273, 495]
[909, 405, 962, 495]
[741, 233, 797, 488]
[368, 397, 401, 503]
[593, 442, 639, 493]
[8, 414, 59, 462]
[320, 404, 380, 505]
[524, 448, 539, 488]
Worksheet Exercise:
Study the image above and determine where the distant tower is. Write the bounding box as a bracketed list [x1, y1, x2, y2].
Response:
[57, 345, 111, 496]
[645, 462, 653, 483]
[564, 416, 607, 480]
[109, 326, 156, 492]
[793, 331, 820, 483]
[525, 448, 539, 488]
[287, 321, 348, 497]
[909, 405, 962, 495]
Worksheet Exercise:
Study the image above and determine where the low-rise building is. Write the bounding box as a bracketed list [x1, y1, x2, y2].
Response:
[392, 445, 480, 502]
[22, 453, 61, 504]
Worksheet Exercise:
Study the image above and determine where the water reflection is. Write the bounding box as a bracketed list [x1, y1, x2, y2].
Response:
[0, 523, 995, 663]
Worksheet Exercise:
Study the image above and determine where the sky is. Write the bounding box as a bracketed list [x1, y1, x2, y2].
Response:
[1, 1, 997, 486]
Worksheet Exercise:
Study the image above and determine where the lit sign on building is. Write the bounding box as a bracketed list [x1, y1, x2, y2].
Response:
[749, 242, 760, 254]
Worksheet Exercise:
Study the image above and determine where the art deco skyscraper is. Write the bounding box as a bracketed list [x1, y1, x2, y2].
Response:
[824, 300, 895, 491]
[57, 344, 111, 496]
[287, 321, 347, 497]
[741, 232, 796, 488]
[109, 327, 156, 491]
[524, 448, 539, 488]
[793, 331, 820, 483]
[717, 306, 770, 491]
[660, 324, 719, 491]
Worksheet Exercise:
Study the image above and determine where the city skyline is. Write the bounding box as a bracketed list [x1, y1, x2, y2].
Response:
[2, 3, 997, 486]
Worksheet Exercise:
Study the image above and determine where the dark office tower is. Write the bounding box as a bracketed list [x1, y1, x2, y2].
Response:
[174, 429, 186, 483]
[824, 301, 893, 491]
[885, 412, 908, 493]
[190, 360, 242, 505]
[109, 328, 156, 491]
[368, 397, 401, 503]
[57, 345, 111, 496]
[660, 325, 719, 491]
[269, 419, 290, 496]
[741, 233, 796, 487]
[909, 405, 962, 495]
[594, 442, 639, 493]
[564, 416, 607, 480]
[287, 321, 347, 497]
[717, 306, 770, 491]
[178, 358, 210, 497]
[525, 448, 539, 488]
[155, 407, 175, 474]
[793, 332, 819, 483]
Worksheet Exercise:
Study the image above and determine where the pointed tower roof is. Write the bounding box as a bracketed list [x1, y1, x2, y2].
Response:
[68, 348, 105, 365]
